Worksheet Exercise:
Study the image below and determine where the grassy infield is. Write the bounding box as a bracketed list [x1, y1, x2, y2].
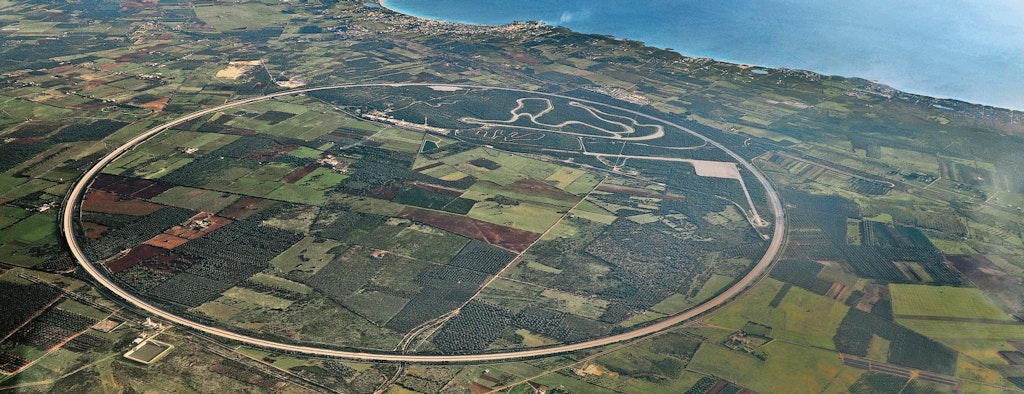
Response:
[70, 89, 773, 367]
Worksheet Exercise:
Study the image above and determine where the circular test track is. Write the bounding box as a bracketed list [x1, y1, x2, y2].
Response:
[62, 83, 786, 363]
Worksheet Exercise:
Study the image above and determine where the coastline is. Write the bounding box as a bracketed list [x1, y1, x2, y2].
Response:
[376, 0, 1021, 112]
[378, 0, 489, 26]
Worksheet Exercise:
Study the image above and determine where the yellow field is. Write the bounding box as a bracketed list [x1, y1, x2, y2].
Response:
[194, 300, 241, 321]
[221, 287, 293, 310]
[215, 60, 260, 79]
[545, 167, 587, 189]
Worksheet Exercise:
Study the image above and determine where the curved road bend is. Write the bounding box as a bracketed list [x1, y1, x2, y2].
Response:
[63, 83, 786, 363]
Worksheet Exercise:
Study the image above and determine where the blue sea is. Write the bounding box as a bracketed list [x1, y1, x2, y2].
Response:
[381, 0, 1024, 111]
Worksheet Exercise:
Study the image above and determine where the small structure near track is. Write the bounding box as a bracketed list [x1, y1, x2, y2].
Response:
[124, 339, 173, 364]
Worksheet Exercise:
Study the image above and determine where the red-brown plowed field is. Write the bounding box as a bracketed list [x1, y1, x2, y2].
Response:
[949, 254, 1024, 313]
[105, 244, 165, 273]
[397, 207, 539, 252]
[141, 252, 195, 274]
[218, 197, 275, 219]
[144, 233, 189, 249]
[365, 184, 401, 201]
[132, 183, 174, 199]
[281, 164, 320, 184]
[82, 222, 109, 239]
[97, 62, 128, 71]
[468, 383, 492, 394]
[510, 178, 581, 203]
[596, 184, 686, 202]
[246, 144, 298, 161]
[138, 97, 169, 112]
[95, 174, 155, 195]
[114, 44, 167, 62]
[507, 51, 543, 65]
[88, 173, 121, 190]
[82, 190, 165, 216]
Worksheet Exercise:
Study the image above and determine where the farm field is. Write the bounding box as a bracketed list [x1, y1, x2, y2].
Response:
[687, 338, 863, 394]
[1, 0, 1024, 391]
[708, 278, 849, 350]
[65, 85, 773, 356]
[889, 284, 1013, 321]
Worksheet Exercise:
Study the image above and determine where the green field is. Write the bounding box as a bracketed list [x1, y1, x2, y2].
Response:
[2, 178, 56, 200]
[0, 205, 30, 229]
[524, 261, 561, 274]
[477, 277, 545, 313]
[270, 236, 345, 274]
[539, 288, 609, 320]
[261, 110, 354, 141]
[0, 174, 27, 194]
[564, 173, 604, 195]
[0, 212, 55, 244]
[687, 339, 864, 393]
[897, 319, 1024, 341]
[151, 186, 241, 213]
[192, 2, 294, 31]
[248, 273, 313, 295]
[371, 126, 424, 153]
[691, 274, 734, 304]
[236, 347, 313, 370]
[649, 293, 691, 316]
[461, 176, 580, 208]
[287, 146, 323, 160]
[194, 300, 241, 321]
[213, 176, 278, 198]
[889, 284, 1012, 321]
[545, 167, 587, 189]
[569, 199, 618, 224]
[157, 131, 240, 153]
[342, 289, 410, 325]
[387, 224, 469, 264]
[221, 286, 294, 310]
[56, 299, 111, 321]
[467, 199, 564, 233]
[708, 279, 848, 349]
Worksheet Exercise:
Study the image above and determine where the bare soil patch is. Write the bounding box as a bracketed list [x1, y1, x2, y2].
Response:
[82, 190, 165, 216]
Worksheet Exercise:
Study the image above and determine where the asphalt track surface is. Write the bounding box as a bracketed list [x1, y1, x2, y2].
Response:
[62, 83, 786, 362]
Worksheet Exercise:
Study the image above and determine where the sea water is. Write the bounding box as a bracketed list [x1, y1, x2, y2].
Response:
[381, 0, 1024, 111]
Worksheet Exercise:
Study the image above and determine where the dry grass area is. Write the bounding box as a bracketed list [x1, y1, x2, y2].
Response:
[689, 160, 741, 180]
[215, 60, 261, 79]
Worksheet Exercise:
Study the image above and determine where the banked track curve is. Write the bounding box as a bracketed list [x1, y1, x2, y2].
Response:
[62, 83, 786, 362]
